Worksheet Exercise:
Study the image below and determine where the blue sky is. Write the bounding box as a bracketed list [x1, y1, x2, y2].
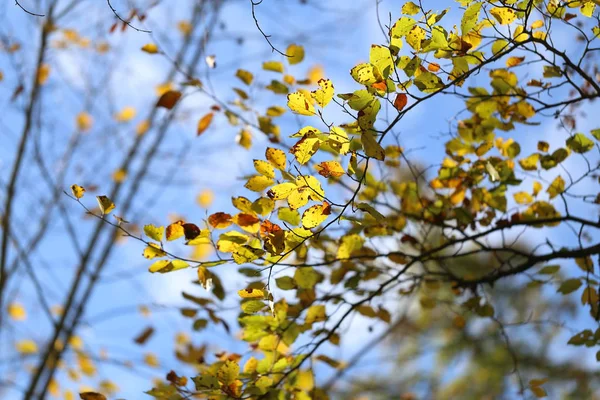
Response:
[1, 0, 599, 398]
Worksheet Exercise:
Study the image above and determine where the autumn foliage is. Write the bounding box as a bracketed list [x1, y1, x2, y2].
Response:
[2, 0, 600, 399]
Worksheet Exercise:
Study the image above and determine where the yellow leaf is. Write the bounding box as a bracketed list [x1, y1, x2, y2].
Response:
[112, 168, 126, 183]
[514, 191, 533, 204]
[350, 63, 380, 85]
[287, 44, 305, 65]
[197, 113, 214, 136]
[267, 182, 297, 200]
[302, 202, 331, 229]
[265, 147, 286, 170]
[329, 126, 350, 155]
[531, 20, 544, 29]
[148, 259, 189, 273]
[144, 353, 160, 368]
[490, 7, 517, 25]
[144, 224, 164, 242]
[506, 56, 525, 67]
[287, 91, 316, 116]
[304, 306, 326, 328]
[236, 69, 253, 85]
[263, 61, 284, 73]
[8, 302, 26, 321]
[530, 386, 547, 398]
[76, 112, 93, 132]
[141, 43, 159, 54]
[533, 181, 542, 196]
[196, 190, 214, 208]
[48, 379, 59, 397]
[70, 184, 85, 199]
[16, 339, 37, 354]
[547, 175, 565, 199]
[177, 21, 192, 36]
[402, 1, 420, 15]
[236, 128, 252, 149]
[519, 153, 540, 170]
[291, 135, 320, 164]
[254, 160, 275, 179]
[311, 78, 334, 108]
[245, 175, 274, 192]
[114, 106, 136, 122]
[308, 65, 324, 84]
[237, 288, 264, 298]
[142, 243, 166, 259]
[96, 195, 115, 215]
[136, 120, 150, 135]
[37, 64, 50, 85]
[216, 231, 248, 253]
[287, 187, 310, 210]
[166, 221, 185, 241]
[450, 188, 466, 205]
[155, 82, 174, 97]
[316, 161, 345, 178]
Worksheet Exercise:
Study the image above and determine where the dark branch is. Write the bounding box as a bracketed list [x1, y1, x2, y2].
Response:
[14, 0, 45, 17]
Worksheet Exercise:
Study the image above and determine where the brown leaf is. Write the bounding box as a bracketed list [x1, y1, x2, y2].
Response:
[197, 113, 214, 136]
[79, 393, 107, 400]
[235, 213, 260, 227]
[182, 223, 200, 240]
[133, 326, 155, 345]
[208, 212, 232, 229]
[393, 93, 408, 111]
[156, 90, 182, 110]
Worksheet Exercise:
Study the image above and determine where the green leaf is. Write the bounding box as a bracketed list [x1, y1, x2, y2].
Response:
[461, 2, 482, 35]
[557, 279, 582, 295]
[241, 300, 266, 314]
[294, 267, 321, 289]
[275, 276, 296, 290]
[192, 374, 220, 390]
[361, 132, 385, 161]
[566, 133, 594, 153]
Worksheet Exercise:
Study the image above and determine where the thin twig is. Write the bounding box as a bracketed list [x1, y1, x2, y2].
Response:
[250, 0, 290, 57]
[14, 0, 45, 17]
[106, 0, 151, 33]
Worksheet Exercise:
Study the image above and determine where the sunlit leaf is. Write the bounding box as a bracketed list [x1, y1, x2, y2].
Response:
[96, 195, 115, 215]
[287, 44, 304, 64]
[141, 43, 159, 53]
[71, 184, 85, 199]
[144, 224, 164, 242]
[311, 78, 334, 108]
[287, 91, 316, 116]
[197, 113, 214, 136]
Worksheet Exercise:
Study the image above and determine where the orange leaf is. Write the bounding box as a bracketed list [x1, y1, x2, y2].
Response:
[393, 93, 408, 111]
[260, 220, 282, 238]
[156, 90, 182, 109]
[208, 212, 232, 229]
[371, 81, 387, 91]
[234, 213, 260, 227]
[197, 113, 214, 136]
[427, 63, 440, 72]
